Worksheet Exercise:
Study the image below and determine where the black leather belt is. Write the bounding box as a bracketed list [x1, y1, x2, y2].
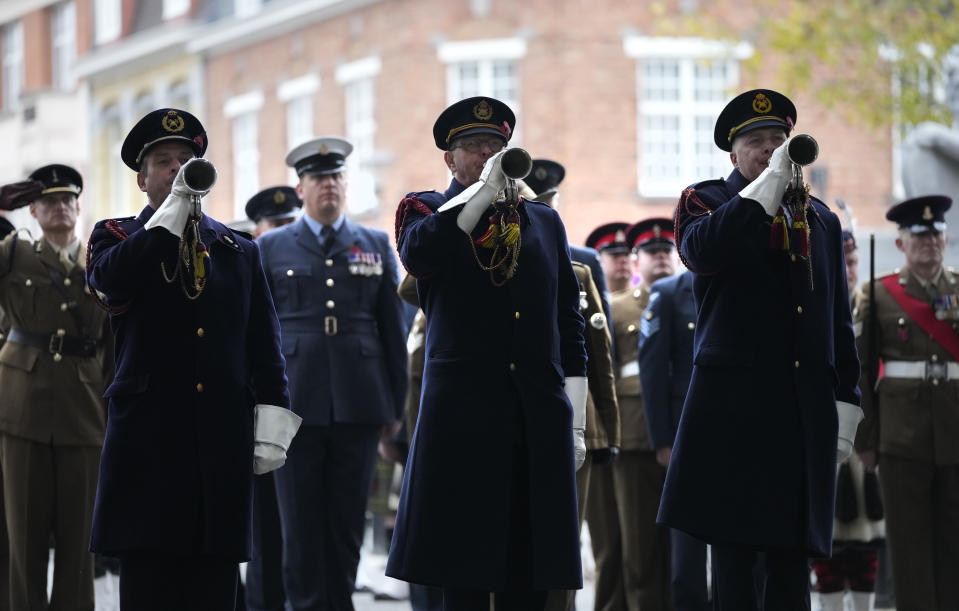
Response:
[6, 328, 98, 358]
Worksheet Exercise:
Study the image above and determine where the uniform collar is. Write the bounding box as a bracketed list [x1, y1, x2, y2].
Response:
[302, 212, 345, 238]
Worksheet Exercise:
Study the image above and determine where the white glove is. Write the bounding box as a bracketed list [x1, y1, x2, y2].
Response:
[437, 150, 510, 234]
[565, 376, 588, 471]
[737, 138, 792, 217]
[835, 400, 863, 463]
[253, 404, 303, 474]
[144, 163, 203, 236]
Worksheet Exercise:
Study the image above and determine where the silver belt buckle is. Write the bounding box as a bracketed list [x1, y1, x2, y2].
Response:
[48, 333, 64, 354]
[926, 362, 948, 381]
[324, 315, 338, 336]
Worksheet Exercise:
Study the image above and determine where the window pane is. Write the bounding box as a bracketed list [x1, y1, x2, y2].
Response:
[52, 2, 77, 90]
[94, 0, 121, 44]
[2, 22, 24, 110]
[233, 113, 259, 218]
[457, 62, 480, 99]
[642, 59, 680, 102]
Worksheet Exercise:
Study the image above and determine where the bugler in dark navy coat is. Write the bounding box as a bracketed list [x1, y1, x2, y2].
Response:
[386, 176, 587, 591]
[658, 166, 861, 557]
[638, 269, 695, 452]
[256, 215, 407, 426]
[86, 204, 290, 560]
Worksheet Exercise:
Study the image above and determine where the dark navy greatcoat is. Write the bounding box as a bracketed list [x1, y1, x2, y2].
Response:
[256, 216, 407, 426]
[86, 205, 290, 561]
[658, 169, 861, 557]
[386, 179, 587, 591]
[638, 269, 696, 451]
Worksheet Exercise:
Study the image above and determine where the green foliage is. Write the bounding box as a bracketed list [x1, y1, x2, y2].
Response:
[649, 0, 959, 129]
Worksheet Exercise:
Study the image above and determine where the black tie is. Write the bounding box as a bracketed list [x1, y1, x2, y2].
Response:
[321, 225, 335, 254]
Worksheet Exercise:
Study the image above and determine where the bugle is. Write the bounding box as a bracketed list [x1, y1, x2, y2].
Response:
[182, 158, 217, 195]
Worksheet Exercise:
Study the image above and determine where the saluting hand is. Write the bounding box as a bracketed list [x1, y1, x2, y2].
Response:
[0, 179, 43, 211]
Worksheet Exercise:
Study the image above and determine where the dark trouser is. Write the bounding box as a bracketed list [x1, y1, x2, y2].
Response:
[613, 450, 670, 611]
[246, 471, 286, 611]
[545, 451, 594, 611]
[671, 529, 709, 611]
[0, 434, 98, 611]
[410, 582, 444, 611]
[274, 423, 380, 611]
[881, 454, 959, 611]
[586, 461, 626, 611]
[711, 544, 809, 611]
[442, 443, 546, 611]
[119, 552, 237, 611]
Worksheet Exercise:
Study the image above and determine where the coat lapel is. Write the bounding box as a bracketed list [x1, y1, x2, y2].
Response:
[293, 216, 328, 259]
[900, 267, 932, 304]
[327, 218, 357, 258]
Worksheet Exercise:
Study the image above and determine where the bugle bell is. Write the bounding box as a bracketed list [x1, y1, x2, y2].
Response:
[786, 134, 818, 167]
[182, 158, 217, 195]
[501, 148, 532, 180]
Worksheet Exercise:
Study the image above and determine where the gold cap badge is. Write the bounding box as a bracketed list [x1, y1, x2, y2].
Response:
[161, 110, 185, 133]
[923, 205, 934, 221]
[615, 229, 626, 243]
[752, 93, 772, 114]
[473, 100, 493, 121]
[273, 190, 286, 204]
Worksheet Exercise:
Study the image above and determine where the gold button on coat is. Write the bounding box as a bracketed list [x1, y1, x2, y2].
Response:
[509, 363, 517, 371]
[326, 300, 335, 309]
[60, 303, 68, 312]
[687, 322, 695, 330]
[797, 306, 803, 314]
[286, 269, 294, 277]
[326, 278, 335, 287]
[25, 279, 32, 287]
[627, 324, 636, 332]
[197, 328, 205, 337]
[196, 383, 204, 392]
[63, 278, 72, 286]
[325, 259, 334, 267]
[794, 360, 800, 368]
[514, 312, 520, 319]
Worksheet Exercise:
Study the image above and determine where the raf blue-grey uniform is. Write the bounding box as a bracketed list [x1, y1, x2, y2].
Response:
[638, 269, 707, 611]
[386, 177, 586, 592]
[86, 205, 290, 560]
[256, 209, 408, 610]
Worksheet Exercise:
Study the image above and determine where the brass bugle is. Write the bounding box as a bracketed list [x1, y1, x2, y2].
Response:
[786, 134, 818, 167]
[501, 147, 532, 180]
[182, 158, 217, 195]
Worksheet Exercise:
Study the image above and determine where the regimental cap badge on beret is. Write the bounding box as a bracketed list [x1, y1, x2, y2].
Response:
[245, 185, 302, 223]
[28, 164, 83, 196]
[585, 222, 631, 254]
[121, 108, 208, 171]
[713, 89, 797, 152]
[432, 96, 516, 150]
[886, 194, 952, 233]
[285, 137, 353, 177]
[627, 217, 676, 251]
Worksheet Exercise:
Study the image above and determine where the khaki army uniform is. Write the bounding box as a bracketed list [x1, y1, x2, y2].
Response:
[0, 233, 110, 610]
[855, 267, 959, 611]
[547, 261, 620, 611]
[588, 284, 670, 611]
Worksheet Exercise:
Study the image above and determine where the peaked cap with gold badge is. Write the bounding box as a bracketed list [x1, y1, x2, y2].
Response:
[585, 222, 631, 255]
[525, 159, 565, 200]
[886, 195, 952, 233]
[28, 164, 83, 196]
[286, 137, 353, 177]
[245, 186, 302, 223]
[627, 217, 675, 252]
[432, 96, 515, 151]
[121, 108, 208, 171]
[713, 89, 797, 152]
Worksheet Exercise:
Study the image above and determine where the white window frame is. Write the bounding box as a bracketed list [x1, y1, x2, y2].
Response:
[438, 38, 526, 145]
[94, 0, 121, 44]
[624, 36, 752, 197]
[336, 57, 381, 216]
[163, 0, 190, 20]
[51, 2, 77, 90]
[225, 91, 263, 218]
[279, 74, 320, 181]
[2, 20, 23, 111]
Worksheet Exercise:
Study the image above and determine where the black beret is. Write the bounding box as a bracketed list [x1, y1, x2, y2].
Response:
[432, 97, 515, 151]
[121, 108, 208, 171]
[714, 89, 796, 152]
[28, 164, 83, 196]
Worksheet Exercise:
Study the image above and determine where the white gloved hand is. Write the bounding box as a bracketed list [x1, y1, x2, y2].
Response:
[437, 150, 510, 234]
[253, 404, 303, 474]
[144, 163, 199, 237]
[737, 138, 792, 217]
[565, 376, 588, 471]
[835, 400, 863, 463]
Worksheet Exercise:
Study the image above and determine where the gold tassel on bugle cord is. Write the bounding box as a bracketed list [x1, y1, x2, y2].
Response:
[161, 215, 209, 300]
